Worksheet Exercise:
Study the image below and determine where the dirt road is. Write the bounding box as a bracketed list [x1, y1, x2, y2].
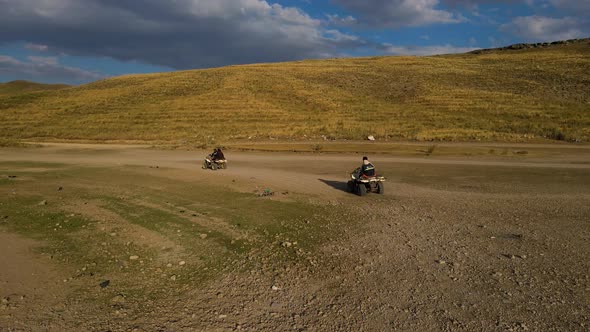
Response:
[1, 144, 589, 331]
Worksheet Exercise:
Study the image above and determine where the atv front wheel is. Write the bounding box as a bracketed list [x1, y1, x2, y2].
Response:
[356, 183, 367, 196]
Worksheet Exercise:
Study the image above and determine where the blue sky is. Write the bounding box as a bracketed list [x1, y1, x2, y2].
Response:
[0, 0, 588, 84]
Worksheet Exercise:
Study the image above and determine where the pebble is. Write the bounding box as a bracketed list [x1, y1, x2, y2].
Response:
[111, 295, 126, 303]
[271, 285, 280, 291]
[436, 260, 446, 265]
[179, 261, 186, 266]
[130, 255, 140, 260]
[170, 275, 177, 281]
[200, 234, 208, 239]
[38, 200, 48, 206]
[167, 263, 173, 268]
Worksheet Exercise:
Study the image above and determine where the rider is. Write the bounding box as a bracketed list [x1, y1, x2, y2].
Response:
[212, 148, 225, 161]
[359, 156, 376, 178]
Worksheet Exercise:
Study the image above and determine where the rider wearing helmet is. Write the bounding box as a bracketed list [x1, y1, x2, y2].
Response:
[359, 156, 375, 178]
[212, 148, 225, 161]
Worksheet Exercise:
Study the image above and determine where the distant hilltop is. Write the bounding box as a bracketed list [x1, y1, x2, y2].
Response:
[0, 80, 70, 96]
[470, 38, 590, 54]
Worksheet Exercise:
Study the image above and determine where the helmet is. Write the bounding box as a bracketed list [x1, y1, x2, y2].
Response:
[363, 156, 368, 161]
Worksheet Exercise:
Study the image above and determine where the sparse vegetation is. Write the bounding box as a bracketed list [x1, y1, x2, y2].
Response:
[1, 40, 589, 143]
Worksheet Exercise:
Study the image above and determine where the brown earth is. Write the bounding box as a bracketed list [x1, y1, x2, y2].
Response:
[0, 143, 589, 331]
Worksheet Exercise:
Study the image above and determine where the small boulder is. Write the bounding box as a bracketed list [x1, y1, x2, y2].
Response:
[111, 294, 126, 304]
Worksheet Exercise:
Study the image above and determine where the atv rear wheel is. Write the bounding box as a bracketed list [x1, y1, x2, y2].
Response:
[377, 182, 385, 195]
[346, 181, 355, 193]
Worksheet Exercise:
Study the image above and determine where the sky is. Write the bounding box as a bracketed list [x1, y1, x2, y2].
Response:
[0, 0, 588, 85]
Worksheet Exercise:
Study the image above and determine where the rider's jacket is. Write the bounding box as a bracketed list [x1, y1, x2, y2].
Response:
[213, 150, 225, 161]
[360, 162, 375, 177]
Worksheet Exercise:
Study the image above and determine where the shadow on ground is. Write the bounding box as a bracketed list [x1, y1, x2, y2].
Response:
[318, 179, 351, 193]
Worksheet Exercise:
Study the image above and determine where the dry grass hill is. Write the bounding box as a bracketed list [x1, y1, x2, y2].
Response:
[1, 39, 589, 144]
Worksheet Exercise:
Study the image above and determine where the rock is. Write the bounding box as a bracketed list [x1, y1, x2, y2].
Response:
[200, 233, 208, 239]
[367, 136, 376, 141]
[166, 263, 173, 268]
[170, 275, 177, 281]
[282, 242, 292, 248]
[218, 314, 227, 319]
[99, 280, 110, 288]
[271, 285, 280, 291]
[57, 187, 63, 191]
[179, 261, 186, 266]
[1, 297, 9, 304]
[129, 255, 140, 260]
[38, 200, 48, 206]
[111, 295, 126, 304]
[436, 260, 446, 265]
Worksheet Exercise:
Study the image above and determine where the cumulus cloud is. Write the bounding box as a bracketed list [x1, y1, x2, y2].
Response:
[501, 16, 589, 42]
[331, 0, 463, 28]
[0, 0, 366, 70]
[24, 43, 49, 52]
[549, 0, 590, 14]
[0, 55, 105, 83]
[381, 44, 479, 56]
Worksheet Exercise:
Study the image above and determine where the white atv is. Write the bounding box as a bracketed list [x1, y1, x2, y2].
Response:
[202, 155, 227, 170]
[346, 167, 385, 196]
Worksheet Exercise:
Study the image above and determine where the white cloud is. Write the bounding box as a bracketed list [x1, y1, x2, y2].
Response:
[27, 56, 58, 65]
[0, 55, 104, 83]
[381, 44, 480, 56]
[24, 43, 49, 52]
[332, 0, 464, 28]
[326, 14, 357, 26]
[501, 16, 588, 42]
[0, 0, 368, 69]
[549, 0, 590, 14]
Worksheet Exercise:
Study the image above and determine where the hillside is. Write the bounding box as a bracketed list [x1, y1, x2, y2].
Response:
[1, 39, 589, 143]
[0, 80, 69, 96]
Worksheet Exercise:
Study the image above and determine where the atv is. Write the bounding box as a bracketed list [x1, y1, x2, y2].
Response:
[346, 167, 385, 196]
[202, 155, 228, 170]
